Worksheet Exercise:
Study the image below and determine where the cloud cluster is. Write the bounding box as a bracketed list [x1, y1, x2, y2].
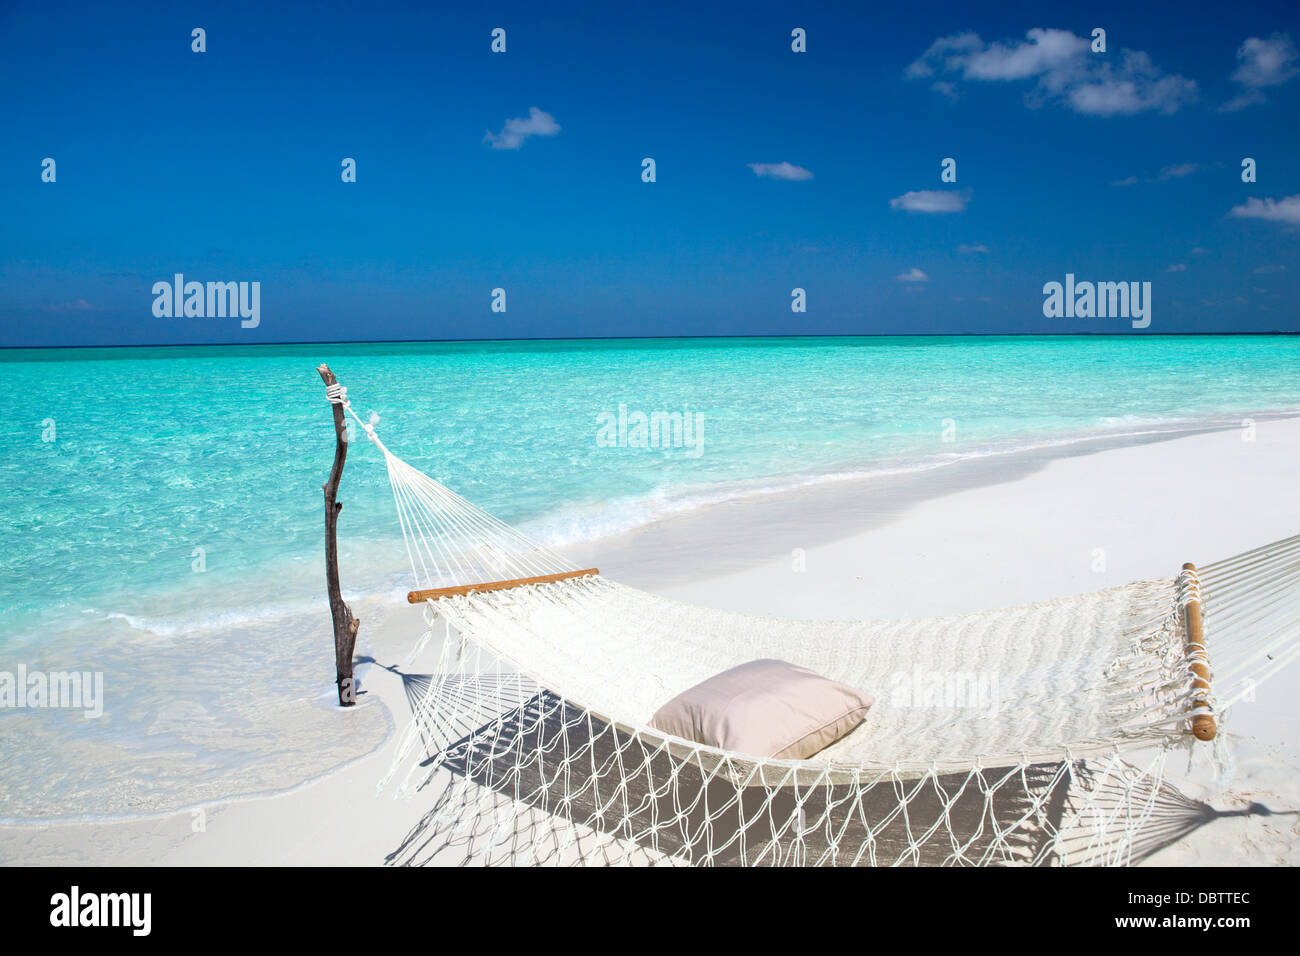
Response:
[1228, 195, 1300, 226]
[484, 107, 561, 150]
[747, 162, 814, 181]
[889, 190, 969, 213]
[906, 28, 1196, 116]
[1113, 163, 1203, 186]
[1222, 33, 1299, 111]
[896, 268, 929, 282]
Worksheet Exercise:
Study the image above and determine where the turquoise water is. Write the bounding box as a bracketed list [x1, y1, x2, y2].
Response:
[2, 335, 1300, 817]
[4, 335, 1300, 638]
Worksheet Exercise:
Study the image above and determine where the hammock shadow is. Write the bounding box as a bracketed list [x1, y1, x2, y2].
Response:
[386, 683, 1225, 867]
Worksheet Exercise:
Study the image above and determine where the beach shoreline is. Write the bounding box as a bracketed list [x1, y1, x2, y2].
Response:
[2, 415, 1299, 865]
[563, 412, 1300, 601]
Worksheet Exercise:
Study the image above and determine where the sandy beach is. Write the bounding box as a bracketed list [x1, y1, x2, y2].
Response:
[3, 417, 1298, 866]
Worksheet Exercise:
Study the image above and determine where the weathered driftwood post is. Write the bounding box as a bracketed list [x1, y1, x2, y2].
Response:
[318, 363, 359, 706]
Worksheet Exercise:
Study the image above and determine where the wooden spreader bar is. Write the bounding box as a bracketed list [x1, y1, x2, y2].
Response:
[408, 568, 600, 604]
[1180, 562, 1217, 742]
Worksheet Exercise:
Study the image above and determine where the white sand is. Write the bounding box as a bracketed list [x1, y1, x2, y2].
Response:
[3, 419, 1298, 865]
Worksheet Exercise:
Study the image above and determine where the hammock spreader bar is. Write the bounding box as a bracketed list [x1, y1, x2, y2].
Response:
[1180, 562, 1216, 741]
[407, 568, 601, 603]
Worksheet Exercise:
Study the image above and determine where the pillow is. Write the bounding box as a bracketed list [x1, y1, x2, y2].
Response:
[648, 659, 873, 760]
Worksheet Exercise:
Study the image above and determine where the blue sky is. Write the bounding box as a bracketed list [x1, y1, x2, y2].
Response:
[2, 0, 1298, 346]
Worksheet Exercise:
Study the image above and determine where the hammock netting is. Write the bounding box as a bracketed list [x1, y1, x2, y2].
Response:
[328, 382, 1300, 866]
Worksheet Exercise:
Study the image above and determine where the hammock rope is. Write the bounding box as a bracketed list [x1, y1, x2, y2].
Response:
[325, 378, 1300, 866]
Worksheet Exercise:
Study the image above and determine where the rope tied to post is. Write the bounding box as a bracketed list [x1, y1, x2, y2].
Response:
[324, 378, 383, 446]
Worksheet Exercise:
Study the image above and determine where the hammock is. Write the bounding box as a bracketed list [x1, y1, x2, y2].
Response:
[325, 379, 1300, 866]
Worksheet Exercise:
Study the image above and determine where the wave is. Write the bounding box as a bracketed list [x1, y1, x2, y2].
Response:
[95, 584, 412, 639]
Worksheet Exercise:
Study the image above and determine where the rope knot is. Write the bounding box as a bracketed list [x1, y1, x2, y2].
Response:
[326, 382, 349, 405]
[1176, 566, 1202, 607]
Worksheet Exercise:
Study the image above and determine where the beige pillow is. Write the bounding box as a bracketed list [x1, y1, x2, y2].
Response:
[649, 659, 873, 760]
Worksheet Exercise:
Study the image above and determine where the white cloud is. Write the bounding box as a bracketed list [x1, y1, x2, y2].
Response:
[1233, 34, 1299, 85]
[484, 107, 561, 150]
[747, 162, 813, 181]
[1228, 195, 1300, 225]
[1065, 52, 1197, 115]
[1190, 247, 1208, 255]
[1254, 264, 1287, 274]
[1114, 163, 1200, 185]
[890, 190, 969, 213]
[1222, 33, 1299, 110]
[896, 268, 930, 282]
[957, 243, 989, 254]
[1222, 90, 1265, 111]
[1167, 263, 1188, 272]
[906, 29, 1196, 115]
[1154, 162, 1200, 181]
[905, 32, 983, 78]
[964, 27, 1089, 81]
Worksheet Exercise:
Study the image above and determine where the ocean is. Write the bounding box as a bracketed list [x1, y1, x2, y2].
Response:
[2, 334, 1299, 817]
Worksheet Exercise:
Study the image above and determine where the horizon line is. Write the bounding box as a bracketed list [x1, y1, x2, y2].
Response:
[4, 329, 1300, 353]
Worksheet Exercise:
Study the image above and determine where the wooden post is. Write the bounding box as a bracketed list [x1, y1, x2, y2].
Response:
[318, 364, 359, 707]
[1180, 562, 1216, 741]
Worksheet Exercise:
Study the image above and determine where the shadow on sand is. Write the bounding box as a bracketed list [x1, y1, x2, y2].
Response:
[383, 677, 1276, 867]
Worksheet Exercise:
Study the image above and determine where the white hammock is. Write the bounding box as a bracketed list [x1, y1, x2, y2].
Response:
[326, 380, 1300, 866]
